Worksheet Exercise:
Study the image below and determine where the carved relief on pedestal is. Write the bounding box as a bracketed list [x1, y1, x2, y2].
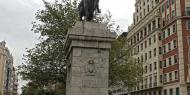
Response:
[85, 60, 96, 76]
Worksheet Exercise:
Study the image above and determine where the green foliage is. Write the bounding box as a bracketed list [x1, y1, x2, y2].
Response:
[21, 82, 55, 95]
[109, 36, 143, 88]
[19, 0, 79, 94]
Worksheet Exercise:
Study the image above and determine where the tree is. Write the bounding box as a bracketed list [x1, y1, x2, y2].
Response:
[18, 0, 142, 94]
[18, 0, 78, 94]
[21, 81, 55, 95]
[109, 36, 143, 89]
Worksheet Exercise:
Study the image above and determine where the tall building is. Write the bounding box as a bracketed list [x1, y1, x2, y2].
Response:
[12, 68, 18, 95]
[0, 41, 7, 95]
[112, 0, 190, 95]
[0, 41, 18, 95]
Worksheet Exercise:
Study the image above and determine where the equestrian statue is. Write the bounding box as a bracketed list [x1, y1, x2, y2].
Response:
[78, 0, 101, 21]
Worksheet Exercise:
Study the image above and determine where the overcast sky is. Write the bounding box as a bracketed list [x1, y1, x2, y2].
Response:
[0, 0, 135, 93]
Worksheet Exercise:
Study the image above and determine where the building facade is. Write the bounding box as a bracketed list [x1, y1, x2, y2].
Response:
[112, 0, 190, 95]
[0, 41, 18, 95]
[12, 68, 18, 95]
[0, 41, 7, 95]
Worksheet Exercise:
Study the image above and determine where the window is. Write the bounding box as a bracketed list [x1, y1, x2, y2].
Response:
[186, 7, 190, 16]
[149, 38, 152, 45]
[164, 89, 167, 95]
[134, 36, 136, 43]
[164, 74, 167, 82]
[163, 60, 166, 67]
[149, 76, 152, 87]
[154, 91, 157, 95]
[137, 16, 139, 22]
[154, 74, 157, 84]
[149, 51, 152, 58]
[159, 47, 162, 54]
[154, 35, 156, 43]
[140, 12, 142, 19]
[148, 24, 151, 33]
[163, 31, 166, 39]
[163, 18, 166, 26]
[169, 72, 172, 81]
[174, 55, 178, 63]
[154, 48, 157, 56]
[145, 53, 148, 61]
[169, 57, 172, 65]
[187, 21, 190, 30]
[138, 57, 140, 63]
[150, 64, 152, 72]
[155, 0, 159, 4]
[140, 31, 143, 39]
[141, 43, 143, 50]
[188, 37, 190, 45]
[152, 1, 154, 8]
[170, 88, 173, 95]
[137, 46, 140, 53]
[158, 18, 161, 28]
[173, 40, 177, 48]
[137, 33, 140, 41]
[173, 24, 176, 33]
[141, 55, 144, 62]
[141, 55, 143, 62]
[167, 14, 170, 21]
[154, 62, 157, 70]
[176, 87, 179, 95]
[172, 0, 175, 4]
[163, 45, 166, 54]
[159, 91, 162, 95]
[145, 66, 148, 73]
[168, 28, 171, 36]
[159, 33, 162, 40]
[167, 0, 170, 8]
[144, 28, 147, 36]
[162, 4, 165, 13]
[134, 48, 136, 55]
[168, 43, 171, 51]
[159, 61, 163, 68]
[145, 41, 147, 48]
[175, 71, 179, 80]
[153, 21, 156, 29]
[172, 10, 176, 18]
[187, 86, 190, 95]
[160, 75, 163, 83]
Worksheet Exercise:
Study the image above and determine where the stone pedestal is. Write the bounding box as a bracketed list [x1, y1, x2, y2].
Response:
[64, 22, 116, 95]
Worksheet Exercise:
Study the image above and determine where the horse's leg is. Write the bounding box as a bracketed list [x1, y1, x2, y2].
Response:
[79, 14, 82, 21]
[96, 0, 101, 13]
[85, 4, 90, 21]
[88, 13, 93, 21]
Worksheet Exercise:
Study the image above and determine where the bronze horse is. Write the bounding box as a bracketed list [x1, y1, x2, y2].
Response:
[78, 0, 101, 21]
